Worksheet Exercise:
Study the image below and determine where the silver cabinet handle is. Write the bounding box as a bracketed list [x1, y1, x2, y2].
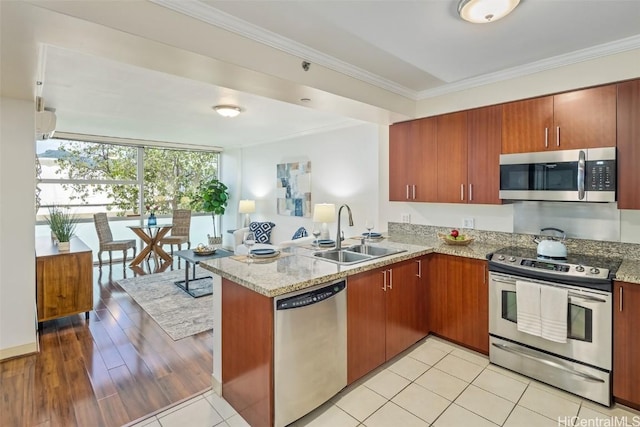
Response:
[412, 184, 416, 200]
[469, 184, 473, 201]
[460, 184, 464, 201]
[416, 259, 422, 278]
[544, 127, 549, 148]
[556, 126, 560, 147]
[388, 269, 393, 290]
[406, 185, 410, 200]
[382, 270, 387, 291]
[620, 287, 623, 312]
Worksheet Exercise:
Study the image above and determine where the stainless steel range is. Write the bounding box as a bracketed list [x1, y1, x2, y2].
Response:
[487, 247, 621, 406]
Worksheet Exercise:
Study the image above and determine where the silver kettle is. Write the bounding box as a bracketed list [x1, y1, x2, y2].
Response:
[533, 227, 567, 259]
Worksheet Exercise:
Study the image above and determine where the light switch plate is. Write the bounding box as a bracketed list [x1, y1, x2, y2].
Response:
[401, 213, 411, 223]
[463, 217, 475, 228]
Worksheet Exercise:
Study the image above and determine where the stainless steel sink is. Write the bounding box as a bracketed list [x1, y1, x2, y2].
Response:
[313, 245, 406, 265]
[344, 244, 405, 257]
[313, 249, 372, 265]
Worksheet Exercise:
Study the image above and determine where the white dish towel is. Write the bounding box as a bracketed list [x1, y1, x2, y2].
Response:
[540, 285, 568, 343]
[516, 280, 542, 337]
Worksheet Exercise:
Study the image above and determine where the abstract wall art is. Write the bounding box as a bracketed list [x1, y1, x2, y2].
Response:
[276, 161, 311, 217]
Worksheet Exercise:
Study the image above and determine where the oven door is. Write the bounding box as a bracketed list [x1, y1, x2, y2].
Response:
[488, 272, 612, 369]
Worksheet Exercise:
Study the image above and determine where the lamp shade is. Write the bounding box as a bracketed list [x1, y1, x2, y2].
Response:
[313, 203, 336, 223]
[238, 199, 256, 214]
[458, 0, 520, 23]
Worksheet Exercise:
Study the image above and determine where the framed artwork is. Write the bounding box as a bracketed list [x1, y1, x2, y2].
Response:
[276, 161, 311, 217]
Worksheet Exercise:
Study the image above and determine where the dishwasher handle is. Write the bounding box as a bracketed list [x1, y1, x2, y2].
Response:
[276, 281, 346, 310]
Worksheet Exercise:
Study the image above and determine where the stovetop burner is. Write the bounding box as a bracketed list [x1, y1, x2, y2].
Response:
[487, 246, 622, 291]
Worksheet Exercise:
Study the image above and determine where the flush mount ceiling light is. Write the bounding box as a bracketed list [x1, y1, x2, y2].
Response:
[457, 0, 520, 23]
[213, 105, 242, 118]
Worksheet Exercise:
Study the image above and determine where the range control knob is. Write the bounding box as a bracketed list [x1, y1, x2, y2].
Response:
[575, 265, 585, 272]
[589, 267, 600, 275]
[497, 255, 505, 261]
[508, 256, 517, 262]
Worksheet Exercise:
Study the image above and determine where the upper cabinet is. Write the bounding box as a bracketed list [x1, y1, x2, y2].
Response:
[436, 111, 468, 203]
[617, 79, 640, 210]
[467, 105, 503, 204]
[389, 117, 437, 202]
[502, 85, 617, 153]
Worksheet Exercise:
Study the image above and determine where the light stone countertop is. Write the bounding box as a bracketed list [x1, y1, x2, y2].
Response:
[615, 259, 640, 285]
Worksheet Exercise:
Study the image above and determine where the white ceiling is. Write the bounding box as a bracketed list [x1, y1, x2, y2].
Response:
[20, 0, 640, 149]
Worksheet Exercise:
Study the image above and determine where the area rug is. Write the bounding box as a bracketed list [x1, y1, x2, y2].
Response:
[115, 269, 213, 340]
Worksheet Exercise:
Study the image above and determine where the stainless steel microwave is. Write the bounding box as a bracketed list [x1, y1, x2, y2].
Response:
[499, 147, 616, 202]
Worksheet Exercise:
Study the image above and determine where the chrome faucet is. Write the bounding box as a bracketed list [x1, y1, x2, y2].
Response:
[335, 204, 354, 250]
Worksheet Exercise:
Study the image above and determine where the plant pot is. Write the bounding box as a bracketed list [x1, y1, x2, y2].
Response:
[58, 241, 71, 251]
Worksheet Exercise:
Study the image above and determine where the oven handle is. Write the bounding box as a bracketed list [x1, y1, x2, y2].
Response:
[491, 276, 607, 303]
[492, 343, 605, 383]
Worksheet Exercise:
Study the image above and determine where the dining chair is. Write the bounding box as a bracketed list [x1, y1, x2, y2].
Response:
[159, 209, 191, 256]
[93, 213, 137, 268]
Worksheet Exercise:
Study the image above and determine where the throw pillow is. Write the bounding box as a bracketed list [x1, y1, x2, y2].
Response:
[249, 221, 276, 244]
[292, 227, 308, 240]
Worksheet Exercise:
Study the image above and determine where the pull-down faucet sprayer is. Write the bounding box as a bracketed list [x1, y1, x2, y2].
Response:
[335, 204, 354, 250]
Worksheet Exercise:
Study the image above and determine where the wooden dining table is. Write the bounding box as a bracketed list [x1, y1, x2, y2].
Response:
[127, 224, 173, 272]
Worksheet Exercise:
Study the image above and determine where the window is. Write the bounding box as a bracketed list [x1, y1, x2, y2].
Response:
[36, 138, 220, 220]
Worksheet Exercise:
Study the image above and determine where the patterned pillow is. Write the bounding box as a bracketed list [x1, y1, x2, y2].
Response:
[249, 221, 276, 244]
[292, 227, 308, 240]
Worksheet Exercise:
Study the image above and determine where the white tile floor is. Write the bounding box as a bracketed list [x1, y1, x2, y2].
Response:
[129, 336, 640, 427]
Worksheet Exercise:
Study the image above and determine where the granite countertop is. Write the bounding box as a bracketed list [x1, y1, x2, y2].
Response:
[200, 232, 640, 297]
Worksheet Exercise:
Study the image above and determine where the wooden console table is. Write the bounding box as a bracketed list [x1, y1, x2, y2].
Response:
[36, 236, 93, 323]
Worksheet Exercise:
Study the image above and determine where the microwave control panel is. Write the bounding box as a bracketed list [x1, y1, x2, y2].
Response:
[586, 159, 615, 191]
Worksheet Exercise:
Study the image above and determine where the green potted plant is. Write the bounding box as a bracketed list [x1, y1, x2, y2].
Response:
[45, 206, 78, 251]
[190, 178, 229, 244]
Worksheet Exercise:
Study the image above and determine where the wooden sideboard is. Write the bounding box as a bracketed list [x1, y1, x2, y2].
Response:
[36, 236, 93, 323]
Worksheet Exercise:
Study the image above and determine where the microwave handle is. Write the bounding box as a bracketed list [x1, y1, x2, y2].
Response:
[577, 150, 586, 200]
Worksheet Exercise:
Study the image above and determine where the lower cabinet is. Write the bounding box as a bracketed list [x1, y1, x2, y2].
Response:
[347, 257, 429, 384]
[425, 253, 489, 354]
[613, 281, 640, 409]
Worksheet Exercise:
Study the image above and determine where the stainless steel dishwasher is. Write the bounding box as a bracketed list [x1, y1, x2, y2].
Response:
[274, 279, 347, 427]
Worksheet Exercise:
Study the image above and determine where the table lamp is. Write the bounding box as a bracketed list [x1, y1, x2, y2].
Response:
[239, 199, 256, 227]
[313, 203, 336, 240]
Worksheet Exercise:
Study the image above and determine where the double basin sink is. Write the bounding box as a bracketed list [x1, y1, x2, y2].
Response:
[313, 244, 406, 265]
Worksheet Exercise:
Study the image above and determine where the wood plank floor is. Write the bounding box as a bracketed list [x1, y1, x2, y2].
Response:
[0, 262, 214, 427]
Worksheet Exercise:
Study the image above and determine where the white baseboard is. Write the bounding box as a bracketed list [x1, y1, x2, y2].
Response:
[0, 341, 38, 361]
[211, 373, 222, 396]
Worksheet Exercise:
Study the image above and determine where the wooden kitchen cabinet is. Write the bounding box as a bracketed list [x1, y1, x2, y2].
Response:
[426, 254, 489, 354]
[613, 281, 640, 410]
[467, 105, 502, 204]
[502, 84, 617, 153]
[347, 257, 428, 383]
[389, 118, 437, 202]
[617, 79, 640, 210]
[36, 237, 93, 323]
[436, 111, 468, 203]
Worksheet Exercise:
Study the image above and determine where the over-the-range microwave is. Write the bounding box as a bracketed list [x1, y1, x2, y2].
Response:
[499, 147, 616, 202]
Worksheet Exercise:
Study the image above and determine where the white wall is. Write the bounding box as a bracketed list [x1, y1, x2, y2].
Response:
[0, 98, 37, 358]
[224, 123, 381, 241]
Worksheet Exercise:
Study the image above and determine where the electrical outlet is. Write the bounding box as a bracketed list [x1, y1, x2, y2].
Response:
[401, 213, 411, 224]
[462, 217, 475, 229]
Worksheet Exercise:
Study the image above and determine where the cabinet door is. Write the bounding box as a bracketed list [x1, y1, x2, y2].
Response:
[502, 96, 554, 153]
[467, 105, 502, 205]
[385, 259, 428, 360]
[613, 282, 640, 408]
[553, 85, 617, 150]
[436, 111, 468, 203]
[347, 268, 386, 384]
[389, 121, 417, 201]
[415, 118, 438, 202]
[426, 254, 489, 354]
[617, 79, 640, 210]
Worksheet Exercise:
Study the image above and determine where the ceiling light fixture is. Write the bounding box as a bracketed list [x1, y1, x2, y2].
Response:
[457, 0, 520, 23]
[213, 105, 242, 118]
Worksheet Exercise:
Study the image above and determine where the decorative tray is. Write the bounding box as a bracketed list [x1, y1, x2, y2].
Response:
[437, 233, 475, 246]
[193, 246, 216, 256]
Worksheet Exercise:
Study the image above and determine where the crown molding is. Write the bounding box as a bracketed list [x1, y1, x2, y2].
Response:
[417, 34, 640, 99]
[150, 0, 417, 99]
[151, 1, 640, 103]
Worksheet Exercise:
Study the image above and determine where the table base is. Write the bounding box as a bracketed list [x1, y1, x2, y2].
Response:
[174, 276, 213, 298]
